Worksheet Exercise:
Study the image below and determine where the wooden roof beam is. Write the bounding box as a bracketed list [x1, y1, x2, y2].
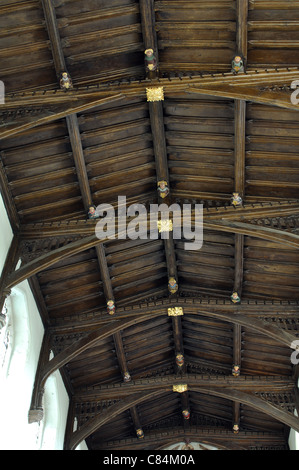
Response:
[139, 0, 184, 389]
[19, 200, 299, 239]
[41, 0, 66, 78]
[3, 68, 299, 108]
[38, 305, 298, 392]
[6, 214, 299, 292]
[0, 157, 20, 232]
[139, 0, 159, 78]
[73, 375, 295, 400]
[65, 385, 299, 449]
[66, 114, 92, 212]
[41, 1, 147, 429]
[233, 0, 248, 431]
[95, 244, 142, 436]
[236, 0, 248, 62]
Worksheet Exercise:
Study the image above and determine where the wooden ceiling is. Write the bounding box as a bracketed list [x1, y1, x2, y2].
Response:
[1, 0, 299, 451]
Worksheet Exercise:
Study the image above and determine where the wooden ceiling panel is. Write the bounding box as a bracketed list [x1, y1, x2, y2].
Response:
[241, 327, 293, 377]
[190, 391, 232, 427]
[37, 248, 106, 319]
[240, 404, 286, 434]
[56, 0, 144, 84]
[183, 315, 234, 374]
[86, 410, 134, 446]
[242, 236, 299, 300]
[137, 391, 181, 428]
[247, 3, 299, 68]
[164, 96, 234, 200]
[245, 103, 299, 200]
[1, 0, 299, 451]
[0, 123, 84, 222]
[65, 331, 127, 389]
[155, 0, 236, 72]
[176, 230, 235, 298]
[0, 1, 56, 92]
[104, 237, 168, 304]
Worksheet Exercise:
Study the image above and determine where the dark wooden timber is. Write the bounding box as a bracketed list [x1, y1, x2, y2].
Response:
[1, 0, 299, 451]
[233, 0, 248, 429]
[0, 235, 20, 311]
[3, 68, 299, 108]
[41, 0, 66, 76]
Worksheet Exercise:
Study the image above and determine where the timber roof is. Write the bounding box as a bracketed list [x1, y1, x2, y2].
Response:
[1, 0, 299, 451]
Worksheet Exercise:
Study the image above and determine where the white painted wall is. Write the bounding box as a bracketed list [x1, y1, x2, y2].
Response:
[0, 195, 13, 276]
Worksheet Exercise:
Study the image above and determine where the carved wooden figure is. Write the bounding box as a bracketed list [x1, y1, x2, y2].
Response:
[232, 365, 241, 377]
[59, 72, 73, 90]
[231, 192, 243, 207]
[168, 277, 178, 294]
[107, 300, 116, 315]
[233, 424, 240, 434]
[157, 180, 169, 199]
[144, 48, 157, 72]
[136, 428, 144, 439]
[231, 292, 241, 304]
[182, 409, 190, 420]
[87, 205, 99, 219]
[176, 353, 184, 368]
[232, 55, 244, 73]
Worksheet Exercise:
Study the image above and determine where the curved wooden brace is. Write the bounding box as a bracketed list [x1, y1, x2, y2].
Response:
[66, 390, 162, 450]
[65, 386, 299, 450]
[0, 95, 125, 141]
[6, 219, 299, 294]
[204, 219, 299, 248]
[31, 303, 297, 396]
[5, 234, 101, 290]
[29, 313, 162, 416]
[192, 308, 296, 350]
[47, 308, 297, 382]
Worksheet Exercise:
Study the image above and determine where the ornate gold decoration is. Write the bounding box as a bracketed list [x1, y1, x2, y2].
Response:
[173, 384, 188, 393]
[157, 219, 173, 233]
[146, 86, 164, 102]
[168, 307, 184, 316]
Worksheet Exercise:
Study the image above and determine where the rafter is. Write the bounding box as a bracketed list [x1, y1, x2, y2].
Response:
[65, 383, 299, 449]
[66, 114, 92, 211]
[6, 215, 299, 293]
[95, 243, 142, 432]
[41, 0, 66, 77]
[232, 0, 248, 430]
[40, 0, 145, 437]
[0, 96, 125, 141]
[37, 299, 299, 382]
[19, 200, 299, 239]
